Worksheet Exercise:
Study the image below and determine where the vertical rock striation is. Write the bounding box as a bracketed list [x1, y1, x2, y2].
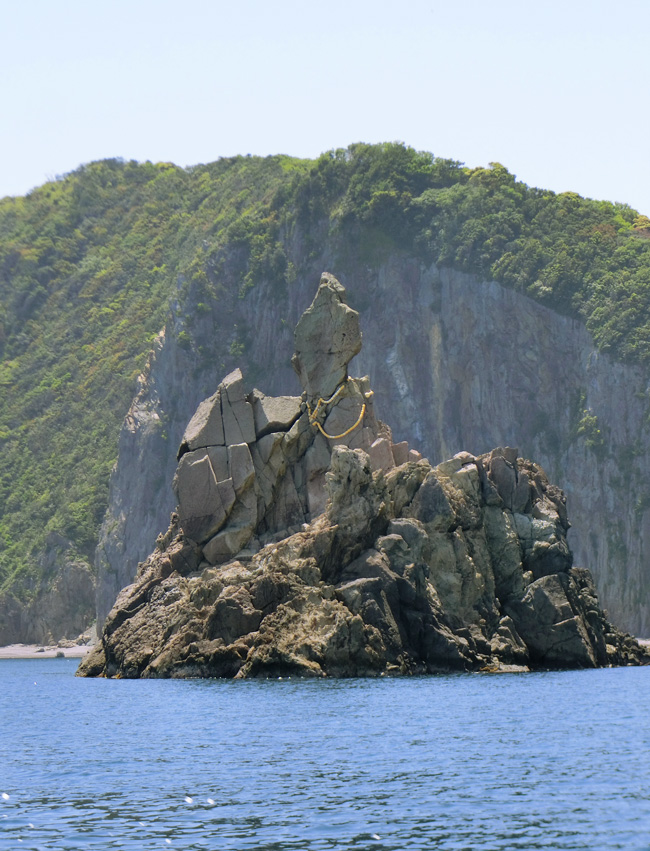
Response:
[169, 275, 399, 565]
[0, 533, 94, 645]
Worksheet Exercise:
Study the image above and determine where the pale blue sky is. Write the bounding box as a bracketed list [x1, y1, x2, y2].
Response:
[1, 0, 649, 213]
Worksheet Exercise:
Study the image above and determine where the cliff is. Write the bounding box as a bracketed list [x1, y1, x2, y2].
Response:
[94, 259, 650, 638]
[79, 275, 649, 678]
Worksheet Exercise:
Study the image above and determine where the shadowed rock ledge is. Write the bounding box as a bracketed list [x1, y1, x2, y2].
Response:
[78, 275, 650, 678]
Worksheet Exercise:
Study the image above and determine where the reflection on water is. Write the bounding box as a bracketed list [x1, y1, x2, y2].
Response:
[1, 660, 649, 849]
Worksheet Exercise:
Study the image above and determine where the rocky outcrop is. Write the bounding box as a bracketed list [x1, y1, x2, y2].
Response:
[92, 257, 650, 640]
[355, 261, 650, 638]
[79, 275, 649, 678]
[78, 443, 648, 679]
[291, 273, 362, 398]
[169, 276, 396, 565]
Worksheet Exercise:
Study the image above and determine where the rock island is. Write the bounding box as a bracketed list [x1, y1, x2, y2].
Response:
[78, 275, 650, 677]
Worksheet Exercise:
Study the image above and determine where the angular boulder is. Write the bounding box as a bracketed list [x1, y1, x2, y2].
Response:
[78, 442, 650, 679]
[250, 390, 301, 438]
[291, 272, 362, 399]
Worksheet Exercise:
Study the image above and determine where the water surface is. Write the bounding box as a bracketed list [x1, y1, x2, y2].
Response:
[1, 659, 649, 850]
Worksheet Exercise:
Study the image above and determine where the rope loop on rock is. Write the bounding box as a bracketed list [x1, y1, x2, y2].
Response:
[306, 379, 367, 440]
[313, 403, 366, 440]
[306, 382, 346, 422]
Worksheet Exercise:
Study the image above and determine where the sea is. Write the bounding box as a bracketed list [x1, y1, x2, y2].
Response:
[1, 659, 649, 851]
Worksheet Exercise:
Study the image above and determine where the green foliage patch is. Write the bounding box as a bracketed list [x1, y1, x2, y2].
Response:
[282, 144, 650, 363]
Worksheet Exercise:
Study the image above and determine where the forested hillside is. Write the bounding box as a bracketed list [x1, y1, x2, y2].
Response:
[0, 155, 301, 602]
[2, 143, 650, 634]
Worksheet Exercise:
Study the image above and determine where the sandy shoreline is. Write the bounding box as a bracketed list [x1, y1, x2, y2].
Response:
[0, 644, 94, 659]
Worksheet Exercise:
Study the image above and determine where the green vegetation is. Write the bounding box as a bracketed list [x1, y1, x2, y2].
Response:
[0, 155, 296, 596]
[576, 409, 606, 457]
[2, 142, 650, 604]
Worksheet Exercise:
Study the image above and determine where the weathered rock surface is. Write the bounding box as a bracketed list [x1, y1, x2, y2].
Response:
[78, 445, 648, 679]
[292, 273, 362, 399]
[92, 260, 650, 641]
[79, 275, 649, 678]
[93, 327, 192, 630]
[166, 276, 389, 569]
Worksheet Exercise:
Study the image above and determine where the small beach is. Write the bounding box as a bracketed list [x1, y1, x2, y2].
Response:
[0, 644, 93, 659]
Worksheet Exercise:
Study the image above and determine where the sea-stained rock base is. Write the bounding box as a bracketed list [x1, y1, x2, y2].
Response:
[78, 445, 649, 678]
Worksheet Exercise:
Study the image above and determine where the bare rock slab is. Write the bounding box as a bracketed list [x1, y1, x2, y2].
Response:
[250, 390, 302, 438]
[228, 443, 255, 494]
[173, 450, 235, 544]
[177, 390, 224, 457]
[292, 273, 362, 399]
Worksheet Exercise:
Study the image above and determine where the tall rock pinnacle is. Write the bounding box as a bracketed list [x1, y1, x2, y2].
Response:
[291, 272, 362, 399]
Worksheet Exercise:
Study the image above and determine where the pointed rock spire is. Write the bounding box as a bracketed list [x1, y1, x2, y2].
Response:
[291, 272, 362, 399]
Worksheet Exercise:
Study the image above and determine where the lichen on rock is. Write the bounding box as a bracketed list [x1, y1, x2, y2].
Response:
[78, 274, 650, 678]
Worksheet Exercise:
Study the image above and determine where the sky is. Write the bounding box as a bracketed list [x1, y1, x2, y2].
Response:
[1, 0, 649, 213]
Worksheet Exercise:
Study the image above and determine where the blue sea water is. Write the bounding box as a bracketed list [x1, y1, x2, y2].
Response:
[0, 659, 649, 851]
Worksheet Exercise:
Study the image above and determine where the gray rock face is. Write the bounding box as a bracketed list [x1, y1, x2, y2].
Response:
[174, 450, 236, 543]
[221, 368, 256, 445]
[79, 276, 649, 679]
[93, 259, 650, 639]
[351, 263, 650, 637]
[0, 533, 95, 645]
[179, 390, 225, 453]
[250, 390, 301, 438]
[94, 328, 194, 629]
[291, 273, 362, 399]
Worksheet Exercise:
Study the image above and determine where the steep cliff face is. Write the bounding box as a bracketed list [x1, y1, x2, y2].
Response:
[95, 329, 193, 627]
[356, 260, 650, 636]
[95, 257, 650, 636]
